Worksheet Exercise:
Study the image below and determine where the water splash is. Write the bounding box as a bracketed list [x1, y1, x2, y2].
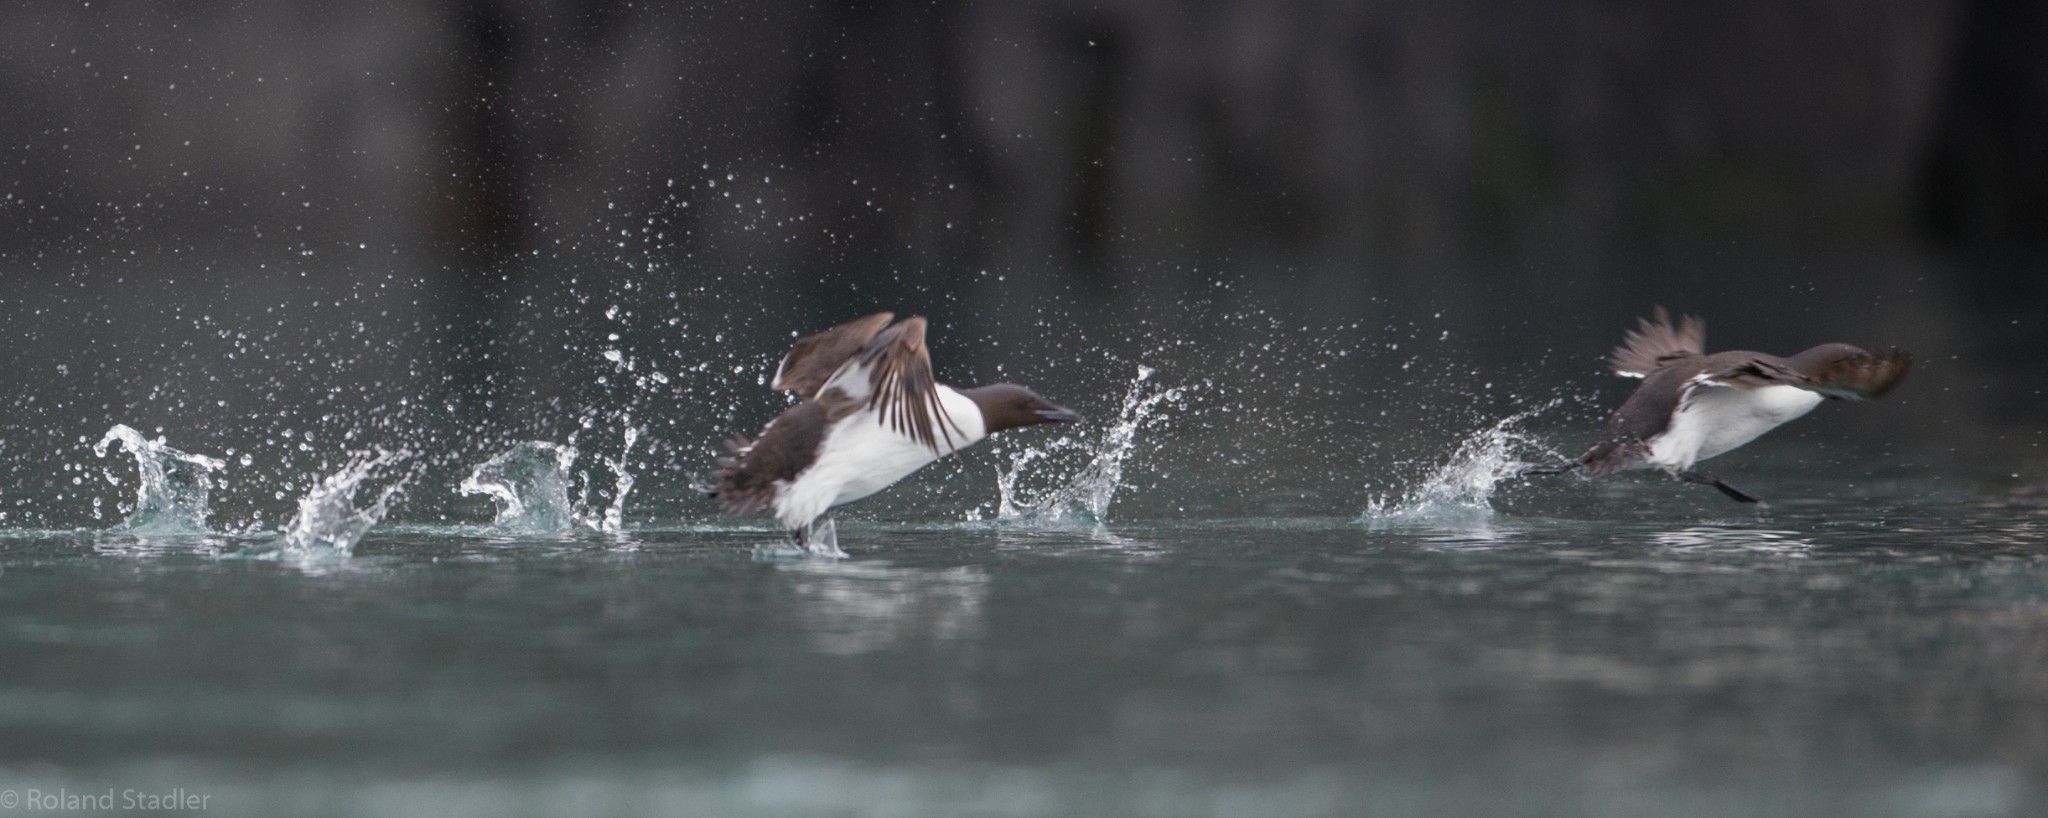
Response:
[247, 450, 409, 560]
[92, 425, 226, 534]
[458, 442, 580, 532]
[750, 517, 842, 561]
[993, 366, 1184, 528]
[460, 423, 637, 534]
[586, 425, 638, 533]
[1361, 405, 1563, 525]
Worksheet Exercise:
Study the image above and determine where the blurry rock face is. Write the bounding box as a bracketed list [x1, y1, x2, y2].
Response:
[0, 0, 2022, 277]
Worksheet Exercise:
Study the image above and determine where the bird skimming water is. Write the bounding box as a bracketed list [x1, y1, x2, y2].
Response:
[711, 313, 1079, 554]
[1522, 307, 1911, 502]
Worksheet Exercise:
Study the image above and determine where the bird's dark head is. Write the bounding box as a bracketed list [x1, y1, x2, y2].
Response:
[962, 383, 1081, 433]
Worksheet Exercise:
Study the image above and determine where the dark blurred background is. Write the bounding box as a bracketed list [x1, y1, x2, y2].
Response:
[0, 0, 2044, 527]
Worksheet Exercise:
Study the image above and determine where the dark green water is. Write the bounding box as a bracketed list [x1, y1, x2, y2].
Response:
[2, 472, 2044, 817]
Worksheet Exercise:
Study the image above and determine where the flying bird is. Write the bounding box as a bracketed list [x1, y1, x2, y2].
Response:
[1521, 307, 1910, 502]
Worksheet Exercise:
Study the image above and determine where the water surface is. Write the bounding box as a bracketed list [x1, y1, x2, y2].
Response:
[2, 472, 2043, 817]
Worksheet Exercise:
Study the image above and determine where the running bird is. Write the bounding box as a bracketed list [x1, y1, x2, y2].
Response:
[710, 312, 1080, 553]
[1521, 307, 1911, 502]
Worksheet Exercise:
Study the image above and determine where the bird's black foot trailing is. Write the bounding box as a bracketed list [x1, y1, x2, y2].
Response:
[1514, 460, 1581, 478]
[1677, 470, 1761, 503]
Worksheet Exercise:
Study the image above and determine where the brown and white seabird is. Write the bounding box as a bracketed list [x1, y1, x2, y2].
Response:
[710, 312, 1079, 553]
[1522, 307, 1912, 502]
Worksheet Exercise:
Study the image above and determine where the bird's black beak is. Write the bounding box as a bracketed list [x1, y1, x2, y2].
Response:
[1035, 405, 1082, 423]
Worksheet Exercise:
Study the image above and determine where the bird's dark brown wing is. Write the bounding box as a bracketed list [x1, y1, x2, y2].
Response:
[1803, 347, 1913, 400]
[1608, 306, 1706, 378]
[772, 312, 895, 400]
[1698, 354, 1806, 389]
[1699, 347, 1911, 399]
[816, 316, 963, 454]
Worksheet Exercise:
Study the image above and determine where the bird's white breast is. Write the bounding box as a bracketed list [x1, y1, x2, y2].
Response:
[773, 386, 987, 530]
[1647, 383, 1822, 471]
